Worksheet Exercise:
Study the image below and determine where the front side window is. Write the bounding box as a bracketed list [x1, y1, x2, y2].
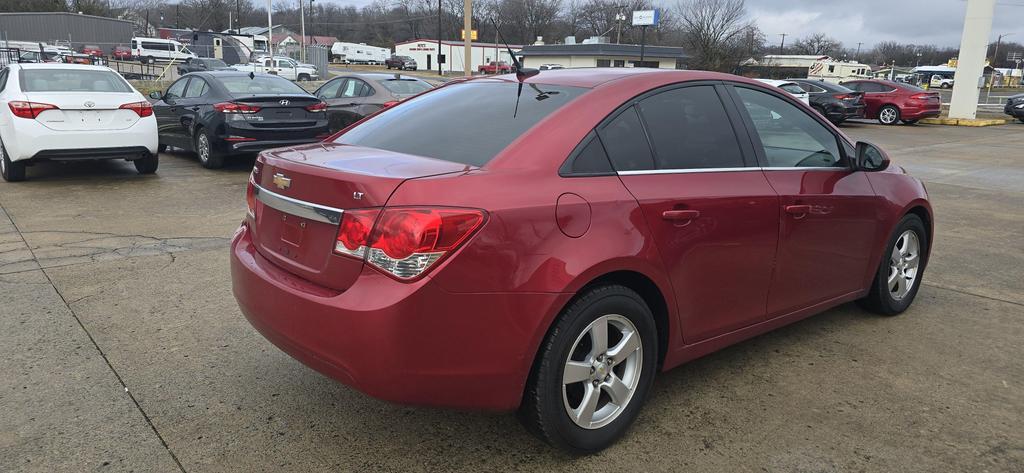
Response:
[165, 78, 189, 99]
[636, 86, 745, 170]
[780, 84, 805, 95]
[734, 87, 843, 168]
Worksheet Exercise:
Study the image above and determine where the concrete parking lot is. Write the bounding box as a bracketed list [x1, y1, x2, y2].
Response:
[1, 123, 1022, 472]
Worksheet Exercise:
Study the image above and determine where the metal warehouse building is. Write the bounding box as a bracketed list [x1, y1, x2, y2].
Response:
[0, 12, 134, 51]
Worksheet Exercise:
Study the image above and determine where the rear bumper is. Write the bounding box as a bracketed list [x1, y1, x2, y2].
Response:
[217, 122, 330, 155]
[825, 103, 864, 121]
[0, 116, 157, 163]
[1005, 103, 1024, 118]
[230, 224, 565, 410]
[900, 105, 941, 121]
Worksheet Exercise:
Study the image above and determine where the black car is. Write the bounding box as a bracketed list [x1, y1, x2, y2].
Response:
[384, 55, 417, 71]
[1005, 93, 1024, 123]
[150, 71, 329, 169]
[177, 57, 232, 75]
[313, 73, 433, 132]
[787, 78, 866, 124]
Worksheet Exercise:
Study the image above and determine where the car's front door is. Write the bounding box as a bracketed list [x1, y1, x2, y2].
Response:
[728, 84, 882, 317]
[608, 83, 781, 343]
[153, 77, 190, 148]
[177, 76, 210, 147]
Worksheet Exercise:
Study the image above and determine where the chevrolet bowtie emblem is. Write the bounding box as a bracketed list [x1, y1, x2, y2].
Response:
[272, 173, 291, 190]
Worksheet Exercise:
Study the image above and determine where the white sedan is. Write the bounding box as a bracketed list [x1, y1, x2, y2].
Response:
[0, 63, 158, 182]
[754, 79, 811, 106]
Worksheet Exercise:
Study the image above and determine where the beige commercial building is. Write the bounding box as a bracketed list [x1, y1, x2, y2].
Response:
[519, 43, 686, 70]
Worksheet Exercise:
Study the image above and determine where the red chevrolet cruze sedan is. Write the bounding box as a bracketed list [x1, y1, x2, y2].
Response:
[840, 79, 941, 125]
[231, 68, 932, 453]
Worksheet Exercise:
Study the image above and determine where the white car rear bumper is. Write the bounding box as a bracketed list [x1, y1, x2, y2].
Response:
[0, 115, 157, 163]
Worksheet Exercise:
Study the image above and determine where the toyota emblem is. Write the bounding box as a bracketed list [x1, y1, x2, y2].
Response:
[84, 101, 95, 108]
[279, 99, 290, 106]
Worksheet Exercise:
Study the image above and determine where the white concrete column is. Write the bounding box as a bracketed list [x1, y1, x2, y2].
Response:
[949, 0, 996, 119]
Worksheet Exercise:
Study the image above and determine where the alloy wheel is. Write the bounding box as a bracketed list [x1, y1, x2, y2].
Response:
[562, 314, 643, 430]
[880, 107, 898, 124]
[888, 230, 920, 300]
[197, 134, 210, 163]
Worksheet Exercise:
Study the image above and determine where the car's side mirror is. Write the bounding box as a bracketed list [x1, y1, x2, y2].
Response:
[149, 91, 162, 100]
[854, 141, 890, 172]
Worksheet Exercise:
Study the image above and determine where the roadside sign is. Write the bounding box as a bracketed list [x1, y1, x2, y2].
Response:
[632, 10, 660, 27]
[461, 29, 478, 41]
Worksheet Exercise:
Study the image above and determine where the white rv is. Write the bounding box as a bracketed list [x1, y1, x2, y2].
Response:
[807, 59, 871, 84]
[330, 42, 389, 64]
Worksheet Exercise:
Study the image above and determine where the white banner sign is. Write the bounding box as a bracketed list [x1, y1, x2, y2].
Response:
[632, 10, 660, 26]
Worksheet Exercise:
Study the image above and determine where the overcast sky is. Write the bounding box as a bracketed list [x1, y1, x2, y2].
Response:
[312, 0, 1024, 49]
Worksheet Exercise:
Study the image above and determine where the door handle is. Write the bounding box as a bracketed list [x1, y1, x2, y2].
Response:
[662, 209, 700, 222]
[785, 204, 812, 218]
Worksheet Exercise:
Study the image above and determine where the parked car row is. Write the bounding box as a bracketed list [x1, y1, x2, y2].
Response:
[757, 77, 941, 126]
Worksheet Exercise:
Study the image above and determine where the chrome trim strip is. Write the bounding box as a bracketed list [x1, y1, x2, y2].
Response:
[617, 166, 847, 176]
[253, 184, 344, 225]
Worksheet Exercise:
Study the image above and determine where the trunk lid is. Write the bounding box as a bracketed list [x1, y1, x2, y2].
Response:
[231, 94, 322, 129]
[26, 92, 141, 131]
[251, 143, 474, 291]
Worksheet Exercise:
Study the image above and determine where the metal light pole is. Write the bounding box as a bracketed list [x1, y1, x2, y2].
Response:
[299, 0, 306, 62]
[463, 0, 472, 76]
[267, 0, 274, 58]
[437, 0, 442, 75]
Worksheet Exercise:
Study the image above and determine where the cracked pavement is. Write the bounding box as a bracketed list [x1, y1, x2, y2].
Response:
[1, 126, 1022, 472]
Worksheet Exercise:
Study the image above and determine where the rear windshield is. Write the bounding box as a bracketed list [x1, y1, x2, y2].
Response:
[218, 75, 307, 96]
[203, 59, 228, 68]
[379, 79, 431, 95]
[336, 82, 586, 167]
[20, 69, 133, 92]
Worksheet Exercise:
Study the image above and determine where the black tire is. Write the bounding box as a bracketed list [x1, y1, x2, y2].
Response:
[901, 119, 919, 125]
[858, 214, 928, 315]
[878, 105, 900, 125]
[194, 128, 225, 169]
[1018, 117, 1024, 124]
[133, 153, 159, 174]
[519, 284, 658, 454]
[1, 141, 26, 182]
[298, 73, 310, 81]
[940, 83, 951, 89]
[157, 143, 167, 153]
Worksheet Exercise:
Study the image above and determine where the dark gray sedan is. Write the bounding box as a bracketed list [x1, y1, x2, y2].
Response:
[313, 73, 433, 132]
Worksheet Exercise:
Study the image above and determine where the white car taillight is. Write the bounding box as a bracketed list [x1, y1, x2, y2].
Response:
[334, 207, 486, 280]
[8, 101, 58, 119]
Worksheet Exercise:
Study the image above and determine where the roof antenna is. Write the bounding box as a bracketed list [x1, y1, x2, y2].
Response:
[489, 17, 537, 80]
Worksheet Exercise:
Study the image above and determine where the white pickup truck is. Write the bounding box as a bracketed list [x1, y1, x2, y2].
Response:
[232, 56, 319, 81]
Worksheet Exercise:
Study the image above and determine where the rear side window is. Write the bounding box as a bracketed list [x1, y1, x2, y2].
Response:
[598, 107, 654, 171]
[780, 84, 804, 95]
[20, 69, 133, 93]
[336, 82, 586, 167]
[561, 133, 613, 175]
[636, 86, 745, 170]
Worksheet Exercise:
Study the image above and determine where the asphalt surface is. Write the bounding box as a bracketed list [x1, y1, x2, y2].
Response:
[1, 123, 1022, 472]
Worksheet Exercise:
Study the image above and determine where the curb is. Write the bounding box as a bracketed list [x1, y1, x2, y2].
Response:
[920, 117, 1008, 127]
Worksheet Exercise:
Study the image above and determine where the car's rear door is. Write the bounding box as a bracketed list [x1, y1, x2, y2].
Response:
[323, 78, 376, 130]
[609, 83, 780, 343]
[726, 84, 881, 317]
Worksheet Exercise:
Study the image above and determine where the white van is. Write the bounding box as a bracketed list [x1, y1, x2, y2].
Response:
[130, 37, 196, 64]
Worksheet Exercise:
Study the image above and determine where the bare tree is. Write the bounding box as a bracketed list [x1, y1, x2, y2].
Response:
[676, 0, 751, 71]
[791, 33, 842, 56]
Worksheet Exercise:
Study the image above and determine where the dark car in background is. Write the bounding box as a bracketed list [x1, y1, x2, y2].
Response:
[385, 55, 417, 70]
[788, 78, 865, 125]
[177, 57, 232, 75]
[1005, 94, 1024, 123]
[313, 73, 433, 132]
[841, 79, 940, 125]
[150, 71, 329, 169]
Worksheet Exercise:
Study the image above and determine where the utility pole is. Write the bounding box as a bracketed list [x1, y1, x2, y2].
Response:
[309, 0, 315, 37]
[236, 0, 240, 31]
[267, 0, 274, 59]
[778, 33, 787, 54]
[438, 0, 442, 75]
[299, 0, 306, 62]
[176, 4, 180, 29]
[988, 32, 1013, 97]
[993, 33, 1012, 69]
[615, 11, 625, 44]
[463, 0, 472, 76]
[855, 42, 863, 60]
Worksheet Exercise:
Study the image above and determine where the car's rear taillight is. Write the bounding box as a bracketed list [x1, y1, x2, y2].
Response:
[214, 102, 261, 114]
[833, 94, 852, 100]
[910, 93, 935, 100]
[305, 101, 327, 112]
[8, 101, 58, 119]
[119, 101, 153, 117]
[382, 101, 400, 108]
[334, 207, 486, 280]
